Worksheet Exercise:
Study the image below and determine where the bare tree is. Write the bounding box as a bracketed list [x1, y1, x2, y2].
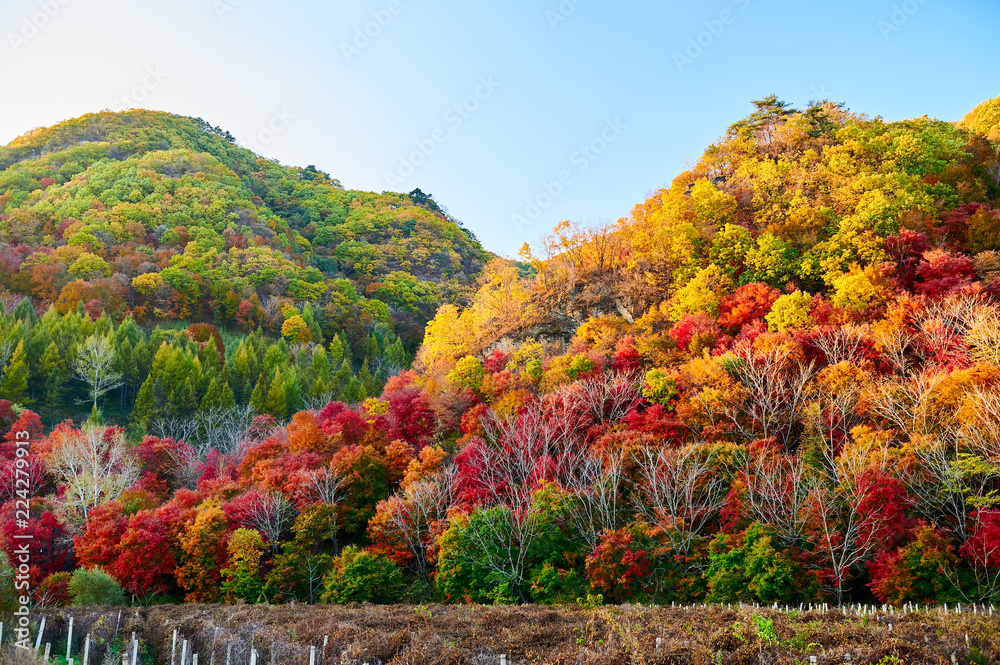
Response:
[870, 324, 917, 375]
[806, 465, 892, 606]
[73, 334, 123, 412]
[302, 392, 338, 412]
[740, 452, 812, 548]
[812, 324, 870, 365]
[957, 385, 1000, 460]
[46, 423, 140, 532]
[306, 465, 348, 506]
[195, 405, 256, 456]
[576, 370, 644, 426]
[865, 371, 953, 441]
[565, 450, 627, 551]
[964, 306, 1000, 366]
[902, 438, 994, 543]
[720, 341, 816, 450]
[150, 416, 199, 447]
[634, 444, 727, 574]
[375, 469, 455, 581]
[241, 491, 297, 547]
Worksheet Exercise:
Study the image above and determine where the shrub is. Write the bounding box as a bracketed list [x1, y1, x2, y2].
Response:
[36, 572, 72, 607]
[69, 567, 126, 606]
[0, 551, 16, 622]
[705, 523, 817, 604]
[220, 528, 267, 603]
[585, 527, 653, 603]
[529, 562, 587, 605]
[320, 546, 404, 604]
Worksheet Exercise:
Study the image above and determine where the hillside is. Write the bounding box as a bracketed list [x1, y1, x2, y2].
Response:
[3, 96, 1000, 621]
[0, 111, 491, 350]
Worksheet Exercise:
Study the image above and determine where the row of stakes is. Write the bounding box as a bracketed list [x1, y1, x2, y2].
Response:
[166, 631, 508, 665]
[3, 602, 996, 665]
[0, 615, 106, 665]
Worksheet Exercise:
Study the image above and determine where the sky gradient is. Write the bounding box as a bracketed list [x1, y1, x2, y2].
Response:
[1, 0, 998, 257]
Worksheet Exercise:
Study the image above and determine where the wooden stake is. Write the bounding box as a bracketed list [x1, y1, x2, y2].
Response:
[83, 635, 91, 665]
[67, 616, 74, 661]
[172, 629, 178, 665]
[34, 616, 46, 652]
[310, 646, 316, 665]
[181, 639, 188, 665]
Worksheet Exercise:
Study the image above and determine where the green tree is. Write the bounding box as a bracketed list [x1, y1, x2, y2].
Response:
[320, 546, 404, 604]
[0, 340, 30, 403]
[265, 369, 288, 418]
[68, 567, 126, 606]
[705, 524, 816, 604]
[220, 528, 267, 603]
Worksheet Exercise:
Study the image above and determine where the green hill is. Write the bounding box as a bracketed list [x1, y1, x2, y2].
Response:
[0, 110, 491, 350]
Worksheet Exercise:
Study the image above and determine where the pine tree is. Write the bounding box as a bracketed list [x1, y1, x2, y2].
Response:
[328, 335, 345, 369]
[302, 303, 323, 345]
[358, 358, 380, 400]
[262, 344, 285, 380]
[343, 376, 367, 404]
[384, 337, 410, 372]
[249, 373, 268, 414]
[13, 298, 35, 324]
[0, 340, 30, 403]
[201, 377, 221, 411]
[132, 376, 158, 427]
[333, 358, 352, 394]
[309, 346, 334, 398]
[40, 341, 67, 410]
[220, 380, 237, 409]
[285, 369, 303, 416]
[265, 368, 287, 418]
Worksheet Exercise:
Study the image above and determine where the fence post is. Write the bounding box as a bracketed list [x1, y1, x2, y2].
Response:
[310, 646, 316, 665]
[83, 634, 90, 665]
[226, 642, 233, 665]
[181, 639, 188, 665]
[67, 616, 74, 662]
[44, 642, 51, 662]
[210, 627, 220, 665]
[250, 648, 258, 665]
[172, 629, 178, 665]
[193, 655, 199, 665]
[34, 616, 46, 652]
[132, 636, 139, 665]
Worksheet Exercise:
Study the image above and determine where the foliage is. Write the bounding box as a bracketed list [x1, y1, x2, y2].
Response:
[320, 545, 405, 604]
[68, 566, 125, 605]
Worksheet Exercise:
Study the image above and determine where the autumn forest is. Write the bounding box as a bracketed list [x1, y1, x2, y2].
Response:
[3, 94, 1000, 618]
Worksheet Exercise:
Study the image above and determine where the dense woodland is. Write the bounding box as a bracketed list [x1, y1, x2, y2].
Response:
[3, 95, 1000, 615]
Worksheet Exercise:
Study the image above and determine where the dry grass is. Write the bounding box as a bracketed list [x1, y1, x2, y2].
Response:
[16, 603, 1000, 664]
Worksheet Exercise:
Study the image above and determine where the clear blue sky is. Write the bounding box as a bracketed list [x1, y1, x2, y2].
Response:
[1, 0, 998, 257]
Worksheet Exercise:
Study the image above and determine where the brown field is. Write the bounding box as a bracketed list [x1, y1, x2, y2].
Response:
[3, 604, 999, 665]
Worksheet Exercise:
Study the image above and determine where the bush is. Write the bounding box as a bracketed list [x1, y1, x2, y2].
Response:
[69, 567, 126, 606]
[220, 528, 266, 603]
[705, 523, 817, 604]
[0, 551, 16, 623]
[320, 546, 404, 604]
[36, 572, 72, 607]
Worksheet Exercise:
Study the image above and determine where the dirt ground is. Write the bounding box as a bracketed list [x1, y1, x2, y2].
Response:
[5, 603, 998, 664]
